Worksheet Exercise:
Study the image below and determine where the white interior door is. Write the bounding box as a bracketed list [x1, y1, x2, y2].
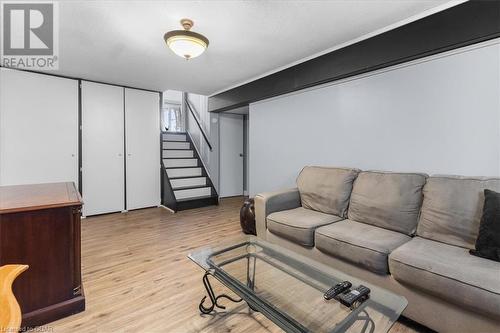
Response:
[219, 113, 244, 197]
[125, 88, 160, 210]
[82, 81, 124, 216]
[0, 68, 78, 186]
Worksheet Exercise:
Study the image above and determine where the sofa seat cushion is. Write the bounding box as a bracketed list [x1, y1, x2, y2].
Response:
[315, 220, 411, 274]
[389, 237, 500, 318]
[267, 207, 343, 246]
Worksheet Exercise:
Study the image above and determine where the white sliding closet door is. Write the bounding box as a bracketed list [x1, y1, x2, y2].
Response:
[82, 81, 124, 216]
[0, 68, 78, 186]
[125, 88, 160, 210]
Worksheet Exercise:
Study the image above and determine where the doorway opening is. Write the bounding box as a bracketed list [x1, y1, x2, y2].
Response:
[219, 112, 248, 198]
[161, 103, 184, 132]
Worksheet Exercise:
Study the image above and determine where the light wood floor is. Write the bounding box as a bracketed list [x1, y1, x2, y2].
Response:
[48, 197, 430, 333]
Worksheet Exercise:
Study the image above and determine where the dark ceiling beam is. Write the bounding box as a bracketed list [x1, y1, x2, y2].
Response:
[208, 0, 500, 113]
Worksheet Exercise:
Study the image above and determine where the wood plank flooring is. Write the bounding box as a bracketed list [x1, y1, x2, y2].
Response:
[47, 197, 430, 333]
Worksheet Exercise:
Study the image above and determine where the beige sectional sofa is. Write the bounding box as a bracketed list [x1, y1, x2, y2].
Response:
[255, 166, 500, 333]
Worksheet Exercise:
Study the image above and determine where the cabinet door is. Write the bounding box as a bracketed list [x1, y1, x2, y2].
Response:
[0, 68, 78, 186]
[0, 208, 75, 314]
[82, 82, 124, 216]
[125, 89, 160, 210]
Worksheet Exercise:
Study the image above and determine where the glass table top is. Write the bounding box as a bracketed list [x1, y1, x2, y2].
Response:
[189, 236, 407, 333]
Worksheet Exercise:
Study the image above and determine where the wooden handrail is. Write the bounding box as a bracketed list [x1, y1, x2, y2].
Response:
[0, 265, 29, 332]
[184, 97, 213, 151]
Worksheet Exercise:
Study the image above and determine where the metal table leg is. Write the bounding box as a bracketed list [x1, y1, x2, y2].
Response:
[198, 271, 243, 314]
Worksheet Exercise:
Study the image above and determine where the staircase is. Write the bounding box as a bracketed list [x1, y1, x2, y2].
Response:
[161, 132, 218, 211]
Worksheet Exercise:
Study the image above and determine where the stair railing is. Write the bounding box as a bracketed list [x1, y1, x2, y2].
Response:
[184, 95, 213, 151]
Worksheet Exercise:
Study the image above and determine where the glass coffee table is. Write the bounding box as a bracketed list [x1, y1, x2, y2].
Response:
[189, 236, 407, 333]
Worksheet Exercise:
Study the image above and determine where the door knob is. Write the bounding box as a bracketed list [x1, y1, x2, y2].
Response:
[118, 153, 123, 157]
[239, 153, 243, 157]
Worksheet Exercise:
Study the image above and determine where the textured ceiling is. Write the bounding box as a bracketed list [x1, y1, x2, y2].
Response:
[47, 0, 461, 94]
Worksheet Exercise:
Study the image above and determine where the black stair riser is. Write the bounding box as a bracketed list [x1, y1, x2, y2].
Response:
[172, 185, 209, 191]
[168, 176, 206, 180]
[176, 196, 219, 211]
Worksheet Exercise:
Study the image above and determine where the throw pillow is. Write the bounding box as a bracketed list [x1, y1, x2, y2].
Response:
[470, 189, 500, 262]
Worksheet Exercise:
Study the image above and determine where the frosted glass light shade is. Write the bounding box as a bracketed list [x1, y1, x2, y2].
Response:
[166, 34, 208, 60]
[164, 18, 209, 61]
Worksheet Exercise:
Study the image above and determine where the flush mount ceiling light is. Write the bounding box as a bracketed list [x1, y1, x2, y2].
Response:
[164, 19, 209, 60]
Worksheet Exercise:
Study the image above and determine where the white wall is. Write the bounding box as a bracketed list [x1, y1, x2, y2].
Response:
[187, 93, 210, 165]
[249, 40, 500, 196]
[163, 90, 183, 104]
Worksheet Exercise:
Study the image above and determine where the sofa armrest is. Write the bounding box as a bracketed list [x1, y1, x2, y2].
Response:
[254, 188, 301, 239]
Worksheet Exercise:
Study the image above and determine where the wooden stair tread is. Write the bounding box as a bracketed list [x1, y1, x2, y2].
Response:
[165, 165, 201, 169]
[162, 157, 197, 160]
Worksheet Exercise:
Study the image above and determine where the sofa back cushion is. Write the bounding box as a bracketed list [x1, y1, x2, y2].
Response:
[416, 176, 500, 249]
[348, 171, 427, 235]
[297, 166, 359, 217]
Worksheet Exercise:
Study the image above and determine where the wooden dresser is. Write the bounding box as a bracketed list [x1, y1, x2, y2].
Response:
[0, 182, 85, 327]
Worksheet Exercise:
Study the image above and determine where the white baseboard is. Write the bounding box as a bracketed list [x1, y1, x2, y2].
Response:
[160, 205, 175, 214]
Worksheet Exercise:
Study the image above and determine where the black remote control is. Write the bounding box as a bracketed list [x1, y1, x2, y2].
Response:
[339, 285, 370, 307]
[323, 281, 352, 300]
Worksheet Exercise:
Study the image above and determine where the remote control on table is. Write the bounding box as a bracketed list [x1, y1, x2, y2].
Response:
[338, 285, 370, 307]
[323, 281, 352, 300]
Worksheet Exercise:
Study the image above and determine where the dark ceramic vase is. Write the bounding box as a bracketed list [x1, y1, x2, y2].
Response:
[240, 198, 256, 235]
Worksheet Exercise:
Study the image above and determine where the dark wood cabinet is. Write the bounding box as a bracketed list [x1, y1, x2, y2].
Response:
[0, 182, 85, 327]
